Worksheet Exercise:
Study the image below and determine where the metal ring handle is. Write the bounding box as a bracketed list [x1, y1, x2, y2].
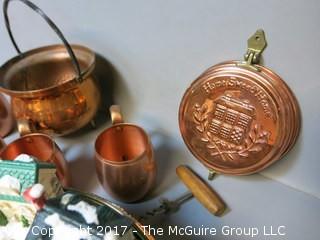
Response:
[3, 0, 82, 82]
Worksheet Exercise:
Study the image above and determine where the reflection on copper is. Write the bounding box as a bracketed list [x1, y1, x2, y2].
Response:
[0, 133, 71, 187]
[0, 45, 100, 136]
[95, 105, 156, 202]
[0, 93, 14, 137]
[0, 138, 6, 152]
[0, 0, 101, 136]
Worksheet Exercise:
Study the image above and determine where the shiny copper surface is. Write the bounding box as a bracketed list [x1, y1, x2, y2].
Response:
[179, 61, 300, 175]
[0, 93, 14, 137]
[0, 0, 100, 136]
[0, 138, 6, 152]
[95, 105, 156, 202]
[0, 44, 101, 136]
[0, 133, 71, 186]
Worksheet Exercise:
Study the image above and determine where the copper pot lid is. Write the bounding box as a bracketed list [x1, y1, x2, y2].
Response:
[179, 30, 300, 175]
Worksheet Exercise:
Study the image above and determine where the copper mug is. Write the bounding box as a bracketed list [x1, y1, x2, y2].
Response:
[0, 133, 71, 187]
[0, 0, 101, 136]
[95, 105, 157, 202]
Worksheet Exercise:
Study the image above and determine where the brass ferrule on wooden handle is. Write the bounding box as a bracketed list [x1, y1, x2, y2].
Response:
[176, 165, 226, 216]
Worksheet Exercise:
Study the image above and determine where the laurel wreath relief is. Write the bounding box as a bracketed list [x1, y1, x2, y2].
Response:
[193, 103, 270, 162]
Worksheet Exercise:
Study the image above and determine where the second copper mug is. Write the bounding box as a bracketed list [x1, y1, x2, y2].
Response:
[0, 133, 71, 187]
[95, 105, 156, 202]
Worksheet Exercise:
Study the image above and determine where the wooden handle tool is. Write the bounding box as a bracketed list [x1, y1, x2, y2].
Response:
[176, 165, 226, 216]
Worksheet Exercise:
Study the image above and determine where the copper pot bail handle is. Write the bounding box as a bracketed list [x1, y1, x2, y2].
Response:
[3, 0, 83, 82]
[109, 105, 123, 125]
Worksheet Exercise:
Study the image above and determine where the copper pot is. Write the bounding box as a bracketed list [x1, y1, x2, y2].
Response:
[0, 133, 70, 187]
[0, 93, 14, 137]
[0, 0, 101, 136]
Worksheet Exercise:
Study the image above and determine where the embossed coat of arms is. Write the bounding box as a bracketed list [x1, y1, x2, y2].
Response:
[193, 93, 270, 162]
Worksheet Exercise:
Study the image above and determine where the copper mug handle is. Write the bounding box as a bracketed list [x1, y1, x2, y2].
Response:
[17, 119, 33, 136]
[3, 0, 83, 82]
[110, 105, 124, 125]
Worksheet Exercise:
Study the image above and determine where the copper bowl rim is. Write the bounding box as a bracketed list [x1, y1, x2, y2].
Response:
[0, 132, 57, 157]
[94, 123, 152, 166]
[0, 44, 95, 98]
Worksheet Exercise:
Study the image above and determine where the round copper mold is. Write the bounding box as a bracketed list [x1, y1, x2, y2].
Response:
[0, 133, 71, 186]
[179, 61, 300, 175]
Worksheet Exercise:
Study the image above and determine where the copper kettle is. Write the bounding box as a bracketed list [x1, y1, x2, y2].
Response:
[0, 0, 101, 136]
